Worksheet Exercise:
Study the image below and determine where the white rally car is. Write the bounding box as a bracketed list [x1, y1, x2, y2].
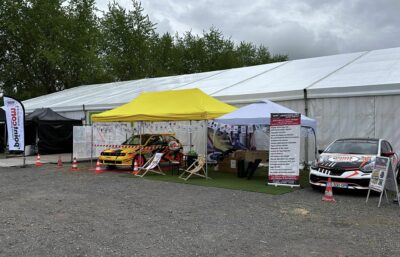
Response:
[309, 138, 399, 190]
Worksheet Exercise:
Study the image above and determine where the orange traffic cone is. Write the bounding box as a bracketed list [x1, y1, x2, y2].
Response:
[95, 160, 102, 175]
[71, 157, 78, 171]
[322, 177, 336, 202]
[35, 153, 43, 167]
[131, 160, 139, 175]
[57, 156, 63, 168]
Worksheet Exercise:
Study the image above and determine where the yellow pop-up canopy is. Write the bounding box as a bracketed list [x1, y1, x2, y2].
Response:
[91, 88, 236, 122]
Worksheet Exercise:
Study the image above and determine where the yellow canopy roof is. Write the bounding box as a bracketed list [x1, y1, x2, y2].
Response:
[92, 88, 236, 122]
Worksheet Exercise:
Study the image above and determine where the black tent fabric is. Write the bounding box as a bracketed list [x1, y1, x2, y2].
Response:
[26, 108, 82, 154]
[0, 109, 5, 152]
[26, 108, 78, 122]
[0, 109, 5, 121]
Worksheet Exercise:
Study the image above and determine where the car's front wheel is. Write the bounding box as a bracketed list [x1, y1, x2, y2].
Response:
[396, 162, 400, 184]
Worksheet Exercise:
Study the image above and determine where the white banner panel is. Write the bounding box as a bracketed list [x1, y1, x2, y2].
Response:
[73, 123, 132, 160]
[3, 96, 25, 151]
[92, 122, 133, 157]
[141, 120, 206, 157]
[73, 126, 92, 160]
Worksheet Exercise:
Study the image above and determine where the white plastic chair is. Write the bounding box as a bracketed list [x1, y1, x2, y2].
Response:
[135, 153, 165, 177]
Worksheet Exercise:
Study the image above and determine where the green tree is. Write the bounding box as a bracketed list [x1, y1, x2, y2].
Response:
[0, 0, 66, 99]
[100, 0, 156, 81]
[0, 0, 103, 100]
[202, 27, 236, 71]
[63, 0, 105, 89]
[0, 0, 27, 98]
[178, 31, 207, 74]
[0, 0, 288, 100]
[235, 42, 258, 66]
[150, 32, 177, 77]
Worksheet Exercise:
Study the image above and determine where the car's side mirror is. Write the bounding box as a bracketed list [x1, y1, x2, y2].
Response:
[318, 149, 324, 154]
[382, 151, 395, 157]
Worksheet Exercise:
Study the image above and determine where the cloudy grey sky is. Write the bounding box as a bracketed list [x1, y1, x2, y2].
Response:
[96, 0, 400, 59]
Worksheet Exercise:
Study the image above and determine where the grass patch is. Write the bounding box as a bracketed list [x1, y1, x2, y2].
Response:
[122, 167, 311, 195]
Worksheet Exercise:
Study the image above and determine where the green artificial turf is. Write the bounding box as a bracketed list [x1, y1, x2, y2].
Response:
[122, 167, 311, 195]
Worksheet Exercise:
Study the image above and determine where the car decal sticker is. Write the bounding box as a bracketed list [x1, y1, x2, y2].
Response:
[359, 159, 369, 168]
[345, 170, 359, 178]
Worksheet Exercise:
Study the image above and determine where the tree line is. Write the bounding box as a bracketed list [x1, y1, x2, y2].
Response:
[0, 0, 287, 100]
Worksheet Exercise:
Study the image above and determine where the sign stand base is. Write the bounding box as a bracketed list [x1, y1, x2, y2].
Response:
[267, 183, 300, 188]
[366, 157, 400, 208]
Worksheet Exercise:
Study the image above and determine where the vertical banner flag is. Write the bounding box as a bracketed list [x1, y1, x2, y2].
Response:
[268, 113, 301, 187]
[3, 96, 25, 151]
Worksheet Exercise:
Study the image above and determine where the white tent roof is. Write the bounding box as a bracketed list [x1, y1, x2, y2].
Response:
[215, 100, 317, 130]
[22, 47, 400, 112]
[308, 47, 400, 98]
[214, 52, 363, 102]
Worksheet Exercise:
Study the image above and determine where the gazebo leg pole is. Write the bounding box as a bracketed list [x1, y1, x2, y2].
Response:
[189, 120, 192, 152]
[205, 120, 208, 178]
[139, 121, 142, 159]
[90, 124, 93, 168]
[305, 128, 309, 167]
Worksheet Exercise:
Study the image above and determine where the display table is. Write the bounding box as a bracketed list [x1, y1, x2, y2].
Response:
[217, 150, 269, 173]
[233, 150, 269, 162]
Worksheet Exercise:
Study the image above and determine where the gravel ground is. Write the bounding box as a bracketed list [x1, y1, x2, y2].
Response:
[1, 163, 400, 257]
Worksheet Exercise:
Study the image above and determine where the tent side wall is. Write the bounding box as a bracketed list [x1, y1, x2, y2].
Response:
[269, 96, 400, 160]
[55, 111, 84, 121]
[37, 120, 82, 154]
[274, 100, 306, 115]
[48, 94, 400, 159]
[25, 108, 83, 154]
[308, 96, 374, 149]
[306, 95, 400, 151]
[374, 95, 400, 151]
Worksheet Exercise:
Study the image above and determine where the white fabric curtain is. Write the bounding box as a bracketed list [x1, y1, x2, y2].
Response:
[141, 121, 207, 157]
[308, 96, 375, 150]
[275, 99, 306, 115]
[374, 95, 400, 151]
[276, 95, 400, 155]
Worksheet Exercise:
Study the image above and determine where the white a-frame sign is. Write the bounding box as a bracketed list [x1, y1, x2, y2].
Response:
[366, 156, 400, 207]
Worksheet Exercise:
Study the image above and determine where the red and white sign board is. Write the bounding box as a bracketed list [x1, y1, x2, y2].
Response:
[268, 113, 301, 187]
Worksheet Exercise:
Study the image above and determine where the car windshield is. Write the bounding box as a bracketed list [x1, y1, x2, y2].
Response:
[146, 136, 164, 145]
[324, 140, 378, 155]
[123, 135, 152, 145]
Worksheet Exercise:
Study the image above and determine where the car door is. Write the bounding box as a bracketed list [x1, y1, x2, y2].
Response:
[380, 141, 390, 156]
[381, 140, 398, 164]
[385, 140, 399, 165]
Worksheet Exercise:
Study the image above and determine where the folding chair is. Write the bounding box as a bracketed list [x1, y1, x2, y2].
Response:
[179, 155, 207, 181]
[135, 153, 165, 177]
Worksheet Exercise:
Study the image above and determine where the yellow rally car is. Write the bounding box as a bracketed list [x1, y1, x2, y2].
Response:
[99, 133, 183, 170]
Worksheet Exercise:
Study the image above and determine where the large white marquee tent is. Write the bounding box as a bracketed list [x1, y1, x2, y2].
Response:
[22, 47, 400, 150]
